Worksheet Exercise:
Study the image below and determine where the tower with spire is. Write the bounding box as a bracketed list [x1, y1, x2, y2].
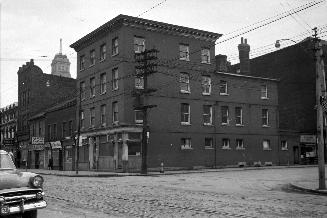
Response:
[51, 38, 71, 78]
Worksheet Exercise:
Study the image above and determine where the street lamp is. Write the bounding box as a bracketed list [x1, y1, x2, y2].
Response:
[274, 39, 297, 48]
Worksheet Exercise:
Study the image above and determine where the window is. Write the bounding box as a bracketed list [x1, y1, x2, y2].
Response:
[281, 140, 288, 150]
[90, 77, 95, 97]
[181, 103, 190, 124]
[202, 76, 211, 95]
[179, 44, 189, 61]
[79, 55, 85, 70]
[203, 105, 212, 125]
[180, 73, 190, 93]
[135, 69, 144, 89]
[235, 107, 243, 125]
[134, 37, 145, 53]
[219, 80, 228, 95]
[68, 120, 73, 136]
[62, 122, 67, 137]
[100, 44, 106, 61]
[53, 124, 57, 139]
[262, 109, 269, 126]
[100, 105, 106, 127]
[201, 48, 210, 64]
[80, 82, 86, 100]
[221, 106, 229, 125]
[236, 139, 244, 150]
[90, 50, 95, 66]
[90, 108, 95, 128]
[112, 68, 119, 90]
[222, 138, 230, 149]
[112, 37, 119, 56]
[80, 111, 84, 129]
[38, 121, 42, 135]
[100, 73, 107, 94]
[205, 137, 213, 149]
[135, 110, 143, 124]
[112, 101, 118, 123]
[181, 138, 192, 149]
[263, 139, 271, 150]
[261, 84, 268, 99]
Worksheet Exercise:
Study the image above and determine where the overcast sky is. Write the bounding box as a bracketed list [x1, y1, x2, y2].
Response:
[1, 0, 327, 107]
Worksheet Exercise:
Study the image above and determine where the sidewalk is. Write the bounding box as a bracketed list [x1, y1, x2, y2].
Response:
[21, 164, 318, 177]
[288, 181, 327, 196]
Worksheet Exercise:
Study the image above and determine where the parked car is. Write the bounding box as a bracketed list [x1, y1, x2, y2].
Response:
[0, 150, 46, 217]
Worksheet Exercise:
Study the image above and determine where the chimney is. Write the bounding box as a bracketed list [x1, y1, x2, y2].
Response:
[238, 37, 250, 74]
[215, 54, 228, 72]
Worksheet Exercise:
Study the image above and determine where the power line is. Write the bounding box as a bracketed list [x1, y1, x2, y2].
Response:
[137, 0, 168, 18]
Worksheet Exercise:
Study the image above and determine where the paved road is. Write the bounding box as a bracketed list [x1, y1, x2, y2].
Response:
[39, 167, 327, 217]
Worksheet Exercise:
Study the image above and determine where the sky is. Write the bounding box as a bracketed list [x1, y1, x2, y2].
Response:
[1, 0, 327, 107]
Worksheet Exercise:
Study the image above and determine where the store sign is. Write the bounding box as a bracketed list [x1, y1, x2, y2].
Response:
[300, 135, 316, 144]
[50, 141, 62, 149]
[3, 139, 14, 145]
[31, 144, 45, 150]
[31, 137, 44, 145]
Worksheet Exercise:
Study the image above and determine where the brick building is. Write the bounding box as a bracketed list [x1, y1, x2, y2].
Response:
[17, 59, 76, 165]
[0, 102, 18, 158]
[232, 38, 327, 165]
[70, 14, 280, 172]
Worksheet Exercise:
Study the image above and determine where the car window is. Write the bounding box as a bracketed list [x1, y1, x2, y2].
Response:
[0, 154, 16, 169]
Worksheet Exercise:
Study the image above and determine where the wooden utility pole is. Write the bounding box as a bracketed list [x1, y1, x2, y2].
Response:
[134, 49, 158, 175]
[313, 27, 326, 190]
[75, 86, 82, 174]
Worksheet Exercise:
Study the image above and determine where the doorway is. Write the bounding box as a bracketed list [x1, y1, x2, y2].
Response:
[293, 146, 300, 164]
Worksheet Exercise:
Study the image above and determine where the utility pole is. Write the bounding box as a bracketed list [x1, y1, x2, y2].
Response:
[134, 48, 158, 175]
[75, 86, 82, 174]
[313, 27, 326, 190]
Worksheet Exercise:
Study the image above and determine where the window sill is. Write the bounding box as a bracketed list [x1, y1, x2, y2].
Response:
[235, 124, 244, 127]
[221, 123, 229, 126]
[181, 147, 193, 150]
[203, 123, 213, 126]
[112, 88, 119, 91]
[262, 125, 270, 128]
[222, 147, 231, 150]
[179, 58, 190, 62]
[281, 148, 288, 151]
[181, 122, 191, 126]
[180, 90, 191, 94]
[112, 53, 119, 57]
[261, 97, 269, 100]
[220, 93, 229, 96]
[135, 121, 143, 124]
[236, 147, 245, 150]
[205, 147, 214, 150]
[202, 93, 211, 96]
[99, 59, 106, 63]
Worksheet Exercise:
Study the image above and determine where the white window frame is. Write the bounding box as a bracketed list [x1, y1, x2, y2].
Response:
[181, 103, 191, 125]
[100, 105, 106, 127]
[261, 84, 268, 99]
[202, 76, 211, 95]
[222, 138, 230, 149]
[181, 138, 192, 150]
[179, 44, 190, 61]
[219, 80, 228, 95]
[221, 106, 229, 125]
[135, 110, 143, 124]
[201, 48, 210, 64]
[203, 105, 212, 125]
[90, 49, 95, 66]
[263, 139, 271, 150]
[112, 37, 119, 56]
[112, 102, 119, 124]
[281, 140, 288, 150]
[100, 73, 107, 94]
[180, 73, 190, 93]
[100, 44, 106, 61]
[134, 37, 145, 53]
[112, 68, 119, 91]
[235, 107, 243, 126]
[262, 109, 269, 127]
[90, 77, 95, 97]
[204, 137, 213, 149]
[236, 139, 244, 150]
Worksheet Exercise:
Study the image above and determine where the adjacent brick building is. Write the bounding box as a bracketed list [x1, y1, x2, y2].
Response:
[232, 38, 327, 165]
[70, 15, 281, 172]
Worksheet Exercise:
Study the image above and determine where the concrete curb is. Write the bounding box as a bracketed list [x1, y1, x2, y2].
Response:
[24, 164, 318, 178]
[288, 183, 327, 196]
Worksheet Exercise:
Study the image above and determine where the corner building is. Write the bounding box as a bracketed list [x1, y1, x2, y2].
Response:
[71, 14, 279, 172]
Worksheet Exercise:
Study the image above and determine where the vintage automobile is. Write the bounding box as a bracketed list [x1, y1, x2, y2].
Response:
[0, 150, 46, 217]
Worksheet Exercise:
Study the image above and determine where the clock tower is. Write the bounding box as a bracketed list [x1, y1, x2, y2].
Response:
[51, 39, 71, 78]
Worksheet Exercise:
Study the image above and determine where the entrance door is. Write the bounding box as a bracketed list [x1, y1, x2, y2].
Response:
[35, 151, 40, 169]
[293, 146, 300, 164]
[117, 142, 123, 169]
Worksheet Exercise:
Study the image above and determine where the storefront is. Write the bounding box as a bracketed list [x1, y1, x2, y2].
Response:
[50, 141, 63, 170]
[62, 138, 74, 171]
[299, 135, 318, 164]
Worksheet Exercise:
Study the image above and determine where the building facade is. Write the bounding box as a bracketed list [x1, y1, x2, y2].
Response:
[17, 59, 76, 166]
[70, 15, 280, 172]
[232, 38, 327, 165]
[0, 102, 18, 164]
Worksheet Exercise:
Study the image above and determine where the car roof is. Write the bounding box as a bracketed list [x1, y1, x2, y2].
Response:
[0, 150, 8, 154]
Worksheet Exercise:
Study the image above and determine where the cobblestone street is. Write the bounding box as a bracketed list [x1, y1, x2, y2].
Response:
[39, 167, 327, 218]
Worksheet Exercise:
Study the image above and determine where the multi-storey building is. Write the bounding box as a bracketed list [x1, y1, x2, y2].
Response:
[70, 15, 280, 172]
[0, 102, 18, 159]
[232, 38, 327, 165]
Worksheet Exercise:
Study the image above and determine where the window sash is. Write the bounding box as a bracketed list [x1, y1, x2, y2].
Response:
[80, 111, 84, 128]
[180, 73, 190, 92]
[112, 38, 119, 55]
[80, 82, 86, 100]
[262, 109, 269, 126]
[281, 140, 288, 150]
[90, 50, 95, 65]
[203, 105, 212, 125]
[135, 110, 143, 123]
[135, 77, 144, 89]
[90, 78, 95, 97]
[236, 139, 244, 148]
[221, 106, 229, 124]
[100, 44, 106, 60]
[181, 138, 191, 147]
[235, 107, 243, 125]
[201, 49, 210, 63]
[202, 76, 211, 94]
[80, 56, 85, 70]
[222, 139, 230, 148]
[100, 74, 107, 94]
[113, 102, 118, 122]
[205, 138, 213, 148]
[90, 108, 95, 127]
[134, 37, 145, 53]
[263, 140, 270, 150]
[261, 85, 268, 98]
[101, 105, 106, 126]
[220, 81, 228, 94]
[112, 69, 119, 90]
[179, 44, 189, 61]
[181, 104, 190, 123]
